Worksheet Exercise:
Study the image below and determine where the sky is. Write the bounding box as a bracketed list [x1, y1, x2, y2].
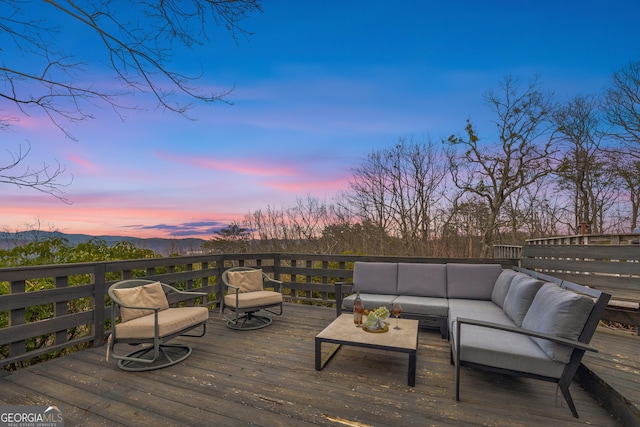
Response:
[2, 0, 640, 239]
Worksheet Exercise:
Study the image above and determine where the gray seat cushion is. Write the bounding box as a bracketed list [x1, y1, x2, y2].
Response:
[343, 293, 397, 311]
[446, 263, 502, 300]
[452, 322, 566, 379]
[397, 263, 447, 297]
[352, 262, 398, 295]
[449, 298, 564, 378]
[448, 299, 512, 332]
[522, 283, 595, 363]
[392, 295, 449, 317]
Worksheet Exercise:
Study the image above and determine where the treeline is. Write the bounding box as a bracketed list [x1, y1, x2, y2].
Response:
[205, 64, 640, 258]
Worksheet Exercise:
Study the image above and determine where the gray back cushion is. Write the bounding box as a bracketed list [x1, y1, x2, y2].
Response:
[503, 274, 544, 326]
[352, 262, 398, 294]
[522, 283, 595, 363]
[397, 263, 447, 297]
[446, 263, 502, 300]
[491, 269, 519, 308]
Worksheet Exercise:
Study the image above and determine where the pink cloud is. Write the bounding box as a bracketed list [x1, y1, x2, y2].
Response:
[154, 151, 300, 177]
[3, 112, 55, 131]
[66, 153, 102, 174]
[0, 199, 245, 239]
[264, 175, 352, 193]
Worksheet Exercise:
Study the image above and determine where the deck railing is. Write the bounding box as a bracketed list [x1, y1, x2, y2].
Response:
[526, 233, 640, 246]
[0, 253, 514, 368]
[495, 240, 640, 334]
[493, 244, 523, 261]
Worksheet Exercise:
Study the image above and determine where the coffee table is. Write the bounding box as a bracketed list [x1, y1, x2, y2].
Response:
[315, 314, 419, 386]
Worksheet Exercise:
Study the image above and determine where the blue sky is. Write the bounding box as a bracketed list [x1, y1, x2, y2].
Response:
[3, 0, 640, 238]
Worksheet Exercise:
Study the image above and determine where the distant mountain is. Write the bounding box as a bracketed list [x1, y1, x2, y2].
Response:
[0, 231, 207, 256]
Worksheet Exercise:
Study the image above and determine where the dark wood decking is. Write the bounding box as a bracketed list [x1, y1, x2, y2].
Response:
[580, 326, 640, 427]
[0, 304, 624, 426]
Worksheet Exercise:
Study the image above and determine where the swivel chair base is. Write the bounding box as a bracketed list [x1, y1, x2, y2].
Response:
[117, 343, 192, 372]
[226, 312, 273, 330]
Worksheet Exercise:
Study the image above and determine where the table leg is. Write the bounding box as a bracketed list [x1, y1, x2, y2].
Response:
[315, 338, 342, 371]
[315, 338, 322, 370]
[408, 352, 416, 387]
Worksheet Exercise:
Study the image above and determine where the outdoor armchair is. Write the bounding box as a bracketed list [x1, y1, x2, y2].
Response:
[219, 267, 283, 330]
[107, 279, 208, 371]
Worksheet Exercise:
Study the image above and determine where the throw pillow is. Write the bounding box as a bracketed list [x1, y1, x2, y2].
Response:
[503, 275, 544, 326]
[113, 281, 169, 322]
[446, 263, 502, 300]
[491, 269, 519, 308]
[227, 269, 264, 293]
[353, 262, 398, 294]
[397, 263, 447, 297]
[522, 283, 594, 363]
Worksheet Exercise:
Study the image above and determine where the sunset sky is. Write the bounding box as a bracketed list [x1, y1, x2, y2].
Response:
[3, 1, 640, 239]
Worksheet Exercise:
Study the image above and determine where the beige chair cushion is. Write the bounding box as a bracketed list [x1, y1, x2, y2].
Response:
[112, 281, 169, 322]
[115, 307, 209, 339]
[224, 290, 282, 309]
[227, 269, 264, 293]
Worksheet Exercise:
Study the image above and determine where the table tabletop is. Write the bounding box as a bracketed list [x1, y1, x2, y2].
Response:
[315, 314, 419, 351]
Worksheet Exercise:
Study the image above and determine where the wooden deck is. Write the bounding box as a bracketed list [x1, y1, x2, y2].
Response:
[0, 304, 625, 426]
[580, 326, 640, 427]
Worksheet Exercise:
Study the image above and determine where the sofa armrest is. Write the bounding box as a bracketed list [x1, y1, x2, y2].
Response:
[455, 317, 597, 353]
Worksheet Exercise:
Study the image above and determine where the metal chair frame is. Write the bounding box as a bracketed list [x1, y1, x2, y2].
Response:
[108, 279, 208, 371]
[219, 267, 283, 330]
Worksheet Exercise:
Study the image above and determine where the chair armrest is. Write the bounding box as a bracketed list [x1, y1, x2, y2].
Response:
[225, 283, 240, 292]
[171, 289, 208, 297]
[163, 285, 208, 305]
[455, 317, 597, 353]
[265, 278, 283, 292]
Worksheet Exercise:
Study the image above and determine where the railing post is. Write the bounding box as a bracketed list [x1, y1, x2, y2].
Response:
[273, 253, 281, 282]
[54, 275, 68, 347]
[9, 279, 27, 362]
[93, 263, 107, 347]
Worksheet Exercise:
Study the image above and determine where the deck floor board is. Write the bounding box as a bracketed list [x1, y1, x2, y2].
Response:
[0, 304, 625, 426]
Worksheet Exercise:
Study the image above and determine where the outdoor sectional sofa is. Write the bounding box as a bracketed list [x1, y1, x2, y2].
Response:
[334, 261, 611, 418]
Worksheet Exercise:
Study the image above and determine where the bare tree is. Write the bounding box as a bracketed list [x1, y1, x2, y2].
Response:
[607, 153, 640, 230]
[243, 205, 290, 248]
[346, 149, 394, 254]
[552, 95, 618, 234]
[502, 182, 548, 242]
[603, 60, 640, 159]
[2, 142, 72, 202]
[346, 137, 448, 256]
[440, 196, 489, 258]
[520, 188, 564, 237]
[1, 0, 261, 195]
[289, 195, 331, 243]
[446, 76, 557, 257]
